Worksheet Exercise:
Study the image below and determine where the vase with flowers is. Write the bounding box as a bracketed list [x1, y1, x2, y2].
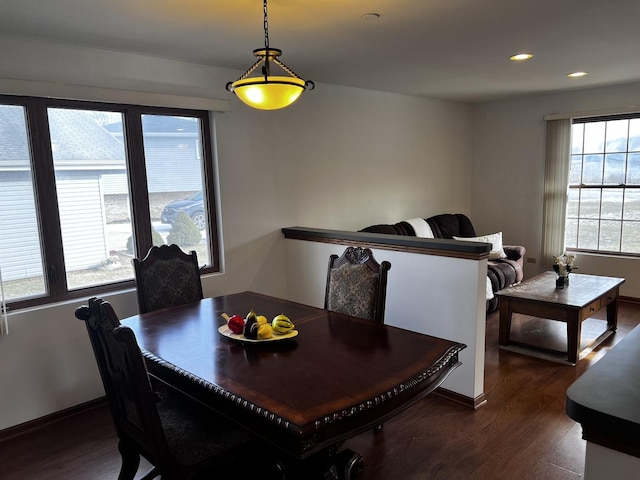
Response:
[553, 253, 577, 289]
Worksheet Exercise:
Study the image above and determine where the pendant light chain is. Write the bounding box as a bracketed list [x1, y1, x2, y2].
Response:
[262, 0, 271, 77]
[263, 0, 270, 49]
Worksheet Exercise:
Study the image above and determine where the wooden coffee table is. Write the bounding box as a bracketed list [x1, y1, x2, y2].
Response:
[496, 272, 625, 364]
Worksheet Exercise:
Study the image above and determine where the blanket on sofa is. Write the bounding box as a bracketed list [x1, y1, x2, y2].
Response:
[360, 214, 525, 312]
[404, 218, 434, 238]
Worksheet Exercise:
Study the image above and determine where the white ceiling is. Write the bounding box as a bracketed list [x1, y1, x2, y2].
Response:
[1, 0, 639, 103]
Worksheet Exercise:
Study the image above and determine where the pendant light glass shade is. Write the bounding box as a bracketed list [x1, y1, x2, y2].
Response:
[231, 76, 306, 110]
[227, 0, 313, 110]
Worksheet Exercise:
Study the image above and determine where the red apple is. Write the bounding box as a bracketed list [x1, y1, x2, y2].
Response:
[228, 314, 245, 334]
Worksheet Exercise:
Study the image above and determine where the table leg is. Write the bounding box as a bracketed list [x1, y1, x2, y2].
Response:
[498, 299, 513, 346]
[606, 292, 619, 332]
[566, 313, 581, 365]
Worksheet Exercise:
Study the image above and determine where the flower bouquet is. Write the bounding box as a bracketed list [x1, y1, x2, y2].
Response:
[553, 253, 577, 288]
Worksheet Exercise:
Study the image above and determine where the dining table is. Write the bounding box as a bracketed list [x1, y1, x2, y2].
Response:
[120, 291, 466, 479]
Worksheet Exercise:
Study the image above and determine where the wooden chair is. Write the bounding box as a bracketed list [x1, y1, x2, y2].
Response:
[133, 244, 203, 314]
[75, 297, 258, 480]
[324, 246, 391, 325]
[324, 246, 391, 435]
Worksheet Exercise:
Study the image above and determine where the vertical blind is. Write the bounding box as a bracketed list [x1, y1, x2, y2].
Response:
[541, 118, 571, 267]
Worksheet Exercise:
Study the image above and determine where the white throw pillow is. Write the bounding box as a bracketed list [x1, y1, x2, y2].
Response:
[452, 232, 507, 260]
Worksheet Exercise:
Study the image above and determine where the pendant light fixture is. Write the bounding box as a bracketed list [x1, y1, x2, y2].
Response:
[226, 0, 314, 110]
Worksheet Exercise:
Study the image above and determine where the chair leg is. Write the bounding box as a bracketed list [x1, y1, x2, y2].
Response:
[139, 467, 159, 480]
[117, 440, 141, 480]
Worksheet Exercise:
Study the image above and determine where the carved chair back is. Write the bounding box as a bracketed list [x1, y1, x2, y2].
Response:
[133, 244, 203, 313]
[75, 298, 172, 469]
[324, 246, 391, 324]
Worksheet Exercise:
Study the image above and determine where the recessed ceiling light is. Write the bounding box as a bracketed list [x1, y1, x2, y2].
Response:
[568, 71, 588, 78]
[510, 53, 534, 61]
[362, 13, 381, 21]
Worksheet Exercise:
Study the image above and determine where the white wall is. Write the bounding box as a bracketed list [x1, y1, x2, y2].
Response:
[471, 82, 640, 297]
[0, 290, 140, 433]
[0, 36, 473, 430]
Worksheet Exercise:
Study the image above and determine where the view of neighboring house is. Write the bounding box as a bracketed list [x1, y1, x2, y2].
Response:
[102, 114, 202, 196]
[0, 109, 201, 282]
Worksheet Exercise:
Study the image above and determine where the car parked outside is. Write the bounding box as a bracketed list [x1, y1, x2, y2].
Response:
[161, 191, 206, 230]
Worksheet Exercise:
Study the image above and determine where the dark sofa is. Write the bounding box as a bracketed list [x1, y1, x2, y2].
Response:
[360, 213, 525, 312]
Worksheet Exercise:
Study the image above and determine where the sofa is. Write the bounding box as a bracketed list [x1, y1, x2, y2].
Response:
[359, 213, 525, 312]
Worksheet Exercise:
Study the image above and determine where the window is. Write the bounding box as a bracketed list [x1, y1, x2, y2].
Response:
[567, 114, 640, 255]
[0, 95, 220, 310]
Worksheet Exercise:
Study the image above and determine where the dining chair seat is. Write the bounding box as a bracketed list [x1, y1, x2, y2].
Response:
[154, 394, 251, 468]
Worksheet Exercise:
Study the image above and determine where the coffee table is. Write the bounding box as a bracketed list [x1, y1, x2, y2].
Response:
[496, 272, 625, 364]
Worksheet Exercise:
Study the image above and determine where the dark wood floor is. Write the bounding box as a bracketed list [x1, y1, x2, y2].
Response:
[2, 302, 638, 480]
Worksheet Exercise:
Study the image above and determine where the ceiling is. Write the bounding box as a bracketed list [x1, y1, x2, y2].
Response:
[1, 0, 639, 104]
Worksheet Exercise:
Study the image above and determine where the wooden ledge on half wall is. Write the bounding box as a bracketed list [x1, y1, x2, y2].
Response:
[281, 226, 491, 261]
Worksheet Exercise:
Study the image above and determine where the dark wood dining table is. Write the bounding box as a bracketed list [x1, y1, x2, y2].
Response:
[120, 291, 466, 478]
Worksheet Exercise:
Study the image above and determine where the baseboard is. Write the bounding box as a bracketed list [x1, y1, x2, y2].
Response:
[0, 397, 107, 444]
[621, 296, 640, 305]
[435, 387, 487, 409]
